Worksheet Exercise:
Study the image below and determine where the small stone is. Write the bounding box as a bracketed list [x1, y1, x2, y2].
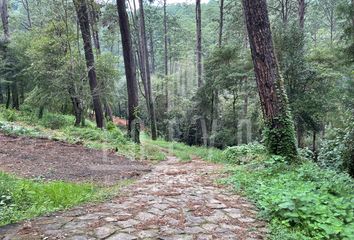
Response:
[116, 219, 139, 229]
[136, 229, 158, 238]
[106, 233, 137, 240]
[239, 217, 255, 223]
[94, 226, 116, 239]
[202, 223, 218, 231]
[184, 226, 204, 234]
[78, 213, 101, 220]
[196, 235, 213, 240]
[135, 212, 155, 221]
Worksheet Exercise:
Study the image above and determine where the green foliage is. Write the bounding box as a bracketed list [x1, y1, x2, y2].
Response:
[319, 121, 354, 177]
[223, 156, 354, 239]
[222, 143, 266, 164]
[0, 172, 96, 226]
[264, 113, 298, 161]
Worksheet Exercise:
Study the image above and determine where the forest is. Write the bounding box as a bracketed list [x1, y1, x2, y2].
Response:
[0, 0, 353, 239]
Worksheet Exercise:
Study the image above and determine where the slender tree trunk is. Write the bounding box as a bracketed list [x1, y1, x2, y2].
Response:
[117, 0, 140, 143]
[163, 0, 168, 112]
[242, 0, 298, 159]
[139, 0, 157, 140]
[313, 130, 317, 160]
[5, 84, 10, 109]
[218, 0, 224, 47]
[0, 83, 3, 104]
[352, 0, 354, 41]
[298, 0, 306, 29]
[11, 82, 19, 110]
[196, 0, 202, 88]
[0, 0, 9, 41]
[21, 0, 32, 29]
[74, 0, 104, 128]
[148, 28, 155, 74]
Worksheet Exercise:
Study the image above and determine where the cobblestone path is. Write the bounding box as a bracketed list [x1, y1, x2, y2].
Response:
[0, 156, 266, 240]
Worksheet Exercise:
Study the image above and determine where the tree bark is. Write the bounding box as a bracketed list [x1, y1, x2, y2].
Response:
[11, 82, 19, 110]
[21, 0, 32, 29]
[5, 84, 10, 109]
[163, 0, 169, 112]
[117, 0, 140, 143]
[196, 0, 202, 88]
[298, 0, 306, 29]
[148, 28, 155, 74]
[0, 83, 3, 104]
[139, 0, 157, 140]
[218, 0, 224, 47]
[0, 0, 9, 41]
[74, 0, 104, 128]
[242, 0, 298, 159]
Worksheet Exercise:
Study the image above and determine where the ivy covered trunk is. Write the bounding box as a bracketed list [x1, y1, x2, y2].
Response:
[242, 0, 298, 159]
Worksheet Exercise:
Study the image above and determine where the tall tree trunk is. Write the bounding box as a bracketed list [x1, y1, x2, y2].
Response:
[196, 0, 207, 146]
[88, 0, 101, 54]
[196, 0, 202, 88]
[0, 83, 3, 104]
[117, 0, 140, 143]
[74, 0, 104, 128]
[139, 0, 157, 140]
[11, 82, 19, 110]
[148, 28, 155, 74]
[0, 0, 9, 41]
[163, 0, 168, 112]
[21, 0, 32, 29]
[5, 84, 10, 109]
[87, 0, 113, 122]
[218, 0, 224, 47]
[298, 0, 306, 29]
[352, 0, 354, 41]
[242, 0, 298, 159]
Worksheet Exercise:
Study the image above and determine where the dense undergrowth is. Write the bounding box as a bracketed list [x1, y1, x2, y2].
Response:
[148, 139, 354, 240]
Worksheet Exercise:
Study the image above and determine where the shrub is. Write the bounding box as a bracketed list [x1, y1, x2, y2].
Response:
[319, 123, 354, 177]
[224, 157, 354, 240]
[222, 143, 266, 164]
[40, 114, 68, 130]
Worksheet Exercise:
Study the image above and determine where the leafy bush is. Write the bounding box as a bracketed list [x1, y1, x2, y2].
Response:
[0, 172, 96, 226]
[319, 123, 354, 177]
[223, 158, 354, 240]
[222, 143, 266, 164]
[40, 114, 69, 130]
[2, 109, 17, 122]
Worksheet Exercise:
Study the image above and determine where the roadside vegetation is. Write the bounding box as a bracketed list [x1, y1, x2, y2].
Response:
[145, 138, 354, 240]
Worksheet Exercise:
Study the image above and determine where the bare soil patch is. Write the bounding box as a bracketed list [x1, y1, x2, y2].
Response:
[0, 134, 151, 185]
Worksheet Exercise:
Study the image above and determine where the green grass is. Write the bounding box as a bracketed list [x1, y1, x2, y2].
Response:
[141, 134, 223, 163]
[0, 172, 132, 226]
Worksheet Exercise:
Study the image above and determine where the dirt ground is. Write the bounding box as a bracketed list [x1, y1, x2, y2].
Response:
[0, 134, 151, 186]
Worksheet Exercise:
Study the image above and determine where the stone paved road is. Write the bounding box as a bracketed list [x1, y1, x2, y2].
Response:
[0, 156, 266, 240]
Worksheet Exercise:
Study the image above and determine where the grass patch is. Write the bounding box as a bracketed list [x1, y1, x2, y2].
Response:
[142, 134, 223, 162]
[0, 172, 94, 226]
[0, 172, 132, 226]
